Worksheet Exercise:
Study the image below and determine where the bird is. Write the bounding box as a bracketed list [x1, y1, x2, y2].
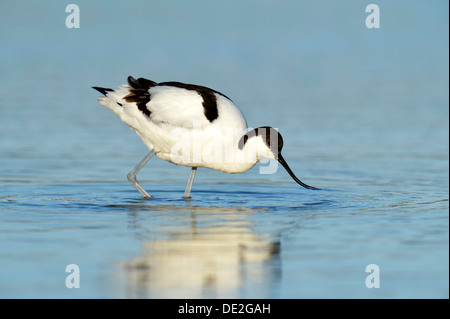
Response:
[93, 76, 319, 198]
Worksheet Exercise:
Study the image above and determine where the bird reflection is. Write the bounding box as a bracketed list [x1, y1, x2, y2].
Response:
[120, 205, 280, 298]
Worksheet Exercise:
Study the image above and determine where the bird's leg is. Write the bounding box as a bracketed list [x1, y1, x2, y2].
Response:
[127, 150, 156, 198]
[183, 167, 198, 199]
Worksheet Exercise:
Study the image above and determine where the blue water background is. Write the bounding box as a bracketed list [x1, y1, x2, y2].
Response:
[0, 1, 448, 298]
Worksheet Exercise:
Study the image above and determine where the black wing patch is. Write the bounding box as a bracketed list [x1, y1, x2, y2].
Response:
[123, 76, 157, 117]
[119, 76, 230, 122]
[158, 81, 231, 122]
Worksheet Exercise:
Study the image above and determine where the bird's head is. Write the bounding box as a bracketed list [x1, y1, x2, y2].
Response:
[239, 126, 319, 190]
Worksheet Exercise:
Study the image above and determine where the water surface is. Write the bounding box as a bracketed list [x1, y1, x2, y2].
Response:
[0, 1, 448, 298]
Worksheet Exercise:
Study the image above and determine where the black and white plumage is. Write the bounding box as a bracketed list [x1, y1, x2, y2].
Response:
[93, 76, 318, 198]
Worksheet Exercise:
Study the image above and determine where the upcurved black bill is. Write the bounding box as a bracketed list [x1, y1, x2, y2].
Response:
[278, 154, 320, 190]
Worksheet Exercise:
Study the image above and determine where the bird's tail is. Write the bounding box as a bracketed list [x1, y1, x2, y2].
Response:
[92, 85, 130, 115]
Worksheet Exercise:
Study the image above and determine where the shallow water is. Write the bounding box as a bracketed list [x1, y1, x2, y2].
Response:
[0, 1, 448, 298]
